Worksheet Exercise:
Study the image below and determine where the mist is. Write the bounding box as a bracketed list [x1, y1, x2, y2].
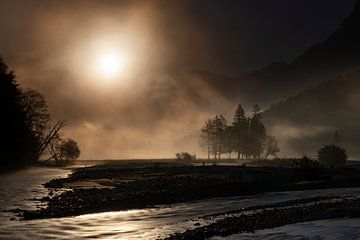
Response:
[0, 0, 356, 159]
[4, 1, 360, 238]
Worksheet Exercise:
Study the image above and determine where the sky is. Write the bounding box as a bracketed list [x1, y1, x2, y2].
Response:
[0, 0, 357, 159]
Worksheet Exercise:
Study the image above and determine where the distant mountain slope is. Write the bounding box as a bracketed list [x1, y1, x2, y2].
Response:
[182, 61, 289, 107]
[181, 0, 360, 157]
[282, 0, 360, 81]
[186, 0, 360, 107]
[263, 71, 360, 158]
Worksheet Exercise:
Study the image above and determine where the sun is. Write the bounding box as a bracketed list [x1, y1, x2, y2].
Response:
[98, 53, 124, 77]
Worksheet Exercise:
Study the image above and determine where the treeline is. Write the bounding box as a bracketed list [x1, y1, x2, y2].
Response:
[200, 104, 279, 160]
[0, 58, 80, 171]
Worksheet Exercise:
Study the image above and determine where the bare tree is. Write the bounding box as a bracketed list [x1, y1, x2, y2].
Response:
[38, 120, 67, 161]
[21, 89, 67, 161]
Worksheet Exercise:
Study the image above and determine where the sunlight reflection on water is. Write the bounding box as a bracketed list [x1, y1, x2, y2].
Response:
[2, 167, 360, 239]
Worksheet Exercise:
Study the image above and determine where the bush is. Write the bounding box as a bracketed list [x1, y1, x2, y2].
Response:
[293, 155, 320, 169]
[317, 145, 347, 167]
[175, 152, 196, 162]
[293, 155, 323, 180]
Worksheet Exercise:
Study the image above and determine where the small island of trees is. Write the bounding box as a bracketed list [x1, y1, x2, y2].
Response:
[200, 104, 279, 160]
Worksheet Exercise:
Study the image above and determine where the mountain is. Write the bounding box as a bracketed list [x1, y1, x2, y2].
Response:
[261, 1, 360, 158]
[263, 70, 360, 158]
[182, 61, 289, 107]
[182, 0, 360, 157]
[175, 1, 360, 157]
[188, 0, 360, 107]
[282, 0, 360, 83]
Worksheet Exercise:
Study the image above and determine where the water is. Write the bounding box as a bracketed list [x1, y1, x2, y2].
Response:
[214, 219, 360, 240]
[1, 167, 360, 239]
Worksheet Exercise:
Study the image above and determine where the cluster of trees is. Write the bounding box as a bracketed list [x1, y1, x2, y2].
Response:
[0, 58, 80, 170]
[200, 104, 279, 160]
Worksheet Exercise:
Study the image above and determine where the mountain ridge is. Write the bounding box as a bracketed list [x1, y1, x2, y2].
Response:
[186, 0, 360, 107]
[186, 0, 360, 157]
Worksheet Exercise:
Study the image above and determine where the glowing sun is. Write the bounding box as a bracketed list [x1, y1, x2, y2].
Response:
[98, 53, 124, 77]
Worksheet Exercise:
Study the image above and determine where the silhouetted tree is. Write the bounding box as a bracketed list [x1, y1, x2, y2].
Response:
[232, 104, 247, 159]
[59, 138, 81, 161]
[213, 115, 227, 159]
[21, 89, 67, 161]
[265, 136, 280, 158]
[318, 145, 347, 167]
[200, 119, 215, 160]
[21, 89, 50, 139]
[223, 125, 234, 159]
[0, 58, 37, 169]
[200, 104, 272, 161]
[247, 105, 266, 158]
[46, 135, 62, 161]
[200, 115, 228, 160]
[0, 57, 74, 170]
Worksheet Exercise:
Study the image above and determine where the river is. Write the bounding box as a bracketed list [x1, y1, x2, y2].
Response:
[1, 166, 360, 239]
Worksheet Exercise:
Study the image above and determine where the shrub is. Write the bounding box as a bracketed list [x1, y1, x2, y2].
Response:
[293, 155, 320, 169]
[317, 145, 347, 167]
[293, 155, 323, 180]
[175, 152, 196, 162]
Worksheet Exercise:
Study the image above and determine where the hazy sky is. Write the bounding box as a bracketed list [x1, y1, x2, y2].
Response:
[0, 0, 356, 159]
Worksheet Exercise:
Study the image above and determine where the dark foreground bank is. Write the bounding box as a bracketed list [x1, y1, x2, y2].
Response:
[163, 196, 360, 240]
[22, 161, 360, 220]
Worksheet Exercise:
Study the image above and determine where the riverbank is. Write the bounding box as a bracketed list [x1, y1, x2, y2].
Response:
[164, 196, 360, 240]
[22, 161, 360, 220]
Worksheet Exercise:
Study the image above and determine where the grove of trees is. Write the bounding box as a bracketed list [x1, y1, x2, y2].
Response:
[200, 104, 279, 160]
[0, 58, 80, 171]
